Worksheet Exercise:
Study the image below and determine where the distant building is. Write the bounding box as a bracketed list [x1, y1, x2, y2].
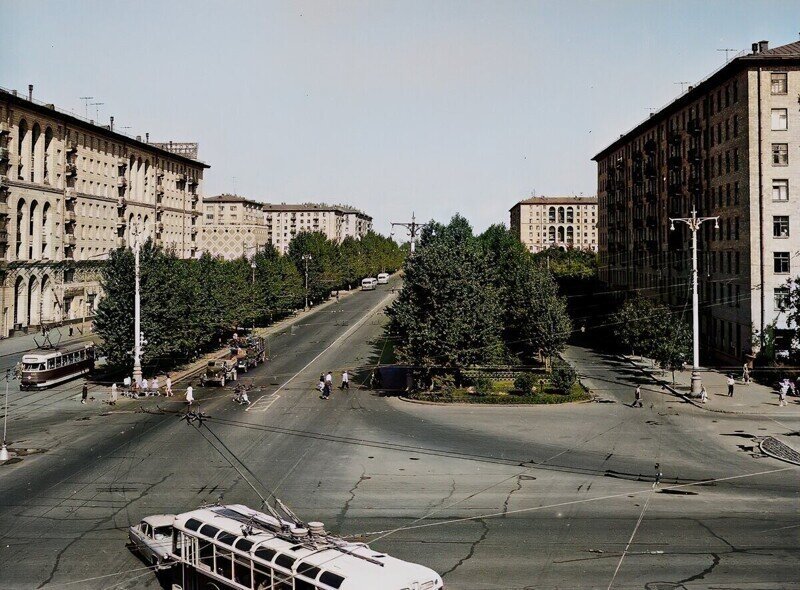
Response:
[262, 203, 372, 254]
[510, 195, 598, 253]
[593, 38, 800, 362]
[200, 194, 270, 260]
[0, 86, 206, 336]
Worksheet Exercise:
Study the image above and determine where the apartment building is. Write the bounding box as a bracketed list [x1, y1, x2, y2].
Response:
[263, 203, 373, 254]
[510, 195, 598, 253]
[0, 87, 207, 336]
[593, 39, 800, 362]
[200, 194, 270, 260]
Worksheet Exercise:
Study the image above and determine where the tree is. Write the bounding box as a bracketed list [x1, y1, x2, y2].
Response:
[288, 232, 341, 304]
[387, 215, 504, 377]
[533, 247, 598, 280]
[612, 296, 662, 356]
[650, 318, 692, 382]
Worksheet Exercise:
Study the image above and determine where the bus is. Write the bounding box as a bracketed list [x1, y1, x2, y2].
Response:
[361, 278, 377, 291]
[129, 504, 443, 590]
[20, 343, 95, 390]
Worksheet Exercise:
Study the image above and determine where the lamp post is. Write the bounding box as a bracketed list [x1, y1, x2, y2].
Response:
[244, 240, 258, 332]
[132, 222, 143, 385]
[669, 208, 719, 396]
[0, 369, 9, 461]
[302, 254, 312, 311]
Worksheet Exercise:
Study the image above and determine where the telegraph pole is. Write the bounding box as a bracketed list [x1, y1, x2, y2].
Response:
[302, 254, 312, 311]
[669, 209, 719, 396]
[391, 212, 429, 256]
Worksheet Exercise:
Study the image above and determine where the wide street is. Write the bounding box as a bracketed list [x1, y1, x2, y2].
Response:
[0, 276, 798, 589]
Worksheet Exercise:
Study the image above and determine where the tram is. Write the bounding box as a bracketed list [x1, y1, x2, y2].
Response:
[20, 343, 95, 390]
[129, 504, 443, 590]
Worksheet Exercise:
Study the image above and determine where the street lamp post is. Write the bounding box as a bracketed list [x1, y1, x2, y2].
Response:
[302, 254, 312, 311]
[0, 370, 9, 461]
[669, 208, 719, 396]
[132, 223, 143, 385]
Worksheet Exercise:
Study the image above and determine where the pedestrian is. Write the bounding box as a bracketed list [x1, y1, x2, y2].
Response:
[110, 383, 118, 405]
[325, 371, 333, 387]
[141, 377, 149, 395]
[322, 380, 331, 400]
[317, 374, 325, 394]
[779, 382, 788, 407]
[81, 383, 88, 404]
[165, 375, 173, 397]
[633, 385, 643, 408]
[790, 380, 797, 397]
[700, 385, 708, 404]
[727, 374, 735, 397]
[186, 385, 194, 406]
[742, 363, 750, 384]
[151, 376, 159, 395]
[341, 370, 350, 391]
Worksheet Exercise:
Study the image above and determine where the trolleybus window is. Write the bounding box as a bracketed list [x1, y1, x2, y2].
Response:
[215, 547, 233, 579]
[185, 518, 202, 531]
[234, 537, 253, 552]
[199, 539, 214, 569]
[199, 524, 220, 538]
[217, 531, 237, 546]
[233, 555, 252, 587]
[319, 571, 345, 589]
[298, 563, 321, 579]
[275, 553, 295, 570]
[253, 565, 272, 590]
[255, 547, 276, 562]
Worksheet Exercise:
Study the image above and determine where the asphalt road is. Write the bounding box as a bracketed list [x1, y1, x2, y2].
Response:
[0, 280, 798, 589]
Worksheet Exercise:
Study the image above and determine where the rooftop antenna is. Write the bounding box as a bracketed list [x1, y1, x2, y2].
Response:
[717, 48, 738, 63]
[674, 82, 690, 93]
[79, 96, 94, 119]
[90, 102, 104, 121]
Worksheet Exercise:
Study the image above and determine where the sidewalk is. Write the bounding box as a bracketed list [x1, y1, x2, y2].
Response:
[623, 355, 800, 415]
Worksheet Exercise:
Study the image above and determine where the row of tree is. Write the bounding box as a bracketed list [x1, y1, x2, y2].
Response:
[95, 231, 405, 372]
[386, 215, 572, 378]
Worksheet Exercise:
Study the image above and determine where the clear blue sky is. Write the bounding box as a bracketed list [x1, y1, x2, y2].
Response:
[2, 1, 799, 235]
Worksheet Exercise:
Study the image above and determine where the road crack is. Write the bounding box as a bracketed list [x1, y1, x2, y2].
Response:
[502, 475, 524, 517]
[335, 467, 368, 533]
[441, 518, 489, 578]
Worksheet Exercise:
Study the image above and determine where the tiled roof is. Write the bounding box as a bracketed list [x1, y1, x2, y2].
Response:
[757, 40, 800, 57]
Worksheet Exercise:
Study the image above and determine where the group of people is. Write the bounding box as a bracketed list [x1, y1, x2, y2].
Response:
[119, 375, 174, 398]
[317, 370, 350, 399]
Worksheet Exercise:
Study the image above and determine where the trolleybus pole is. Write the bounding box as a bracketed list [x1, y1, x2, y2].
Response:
[1, 369, 10, 461]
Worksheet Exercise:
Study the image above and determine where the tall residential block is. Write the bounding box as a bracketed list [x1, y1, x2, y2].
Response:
[510, 195, 598, 253]
[200, 194, 270, 260]
[0, 87, 207, 336]
[592, 39, 800, 362]
[262, 203, 372, 254]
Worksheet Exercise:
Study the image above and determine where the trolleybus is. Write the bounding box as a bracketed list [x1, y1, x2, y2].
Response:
[129, 504, 443, 590]
[20, 343, 95, 390]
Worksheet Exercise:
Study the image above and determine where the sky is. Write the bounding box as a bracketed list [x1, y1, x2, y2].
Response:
[2, 1, 799, 236]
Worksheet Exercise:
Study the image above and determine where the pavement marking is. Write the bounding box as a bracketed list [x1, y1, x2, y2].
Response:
[249, 394, 280, 414]
[246, 291, 395, 412]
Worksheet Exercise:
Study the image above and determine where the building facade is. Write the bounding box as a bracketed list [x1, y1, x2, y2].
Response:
[510, 195, 598, 252]
[262, 203, 372, 254]
[593, 39, 800, 362]
[200, 194, 270, 260]
[0, 87, 207, 336]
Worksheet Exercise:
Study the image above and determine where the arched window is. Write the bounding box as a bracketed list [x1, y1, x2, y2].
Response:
[558, 226, 565, 242]
[28, 276, 40, 327]
[548, 207, 556, 223]
[566, 226, 574, 244]
[29, 200, 41, 259]
[31, 123, 42, 183]
[558, 207, 565, 223]
[14, 276, 25, 326]
[566, 207, 574, 223]
[548, 226, 556, 242]
[17, 119, 29, 180]
[41, 203, 51, 259]
[43, 127, 53, 185]
[41, 275, 54, 323]
[15, 199, 26, 260]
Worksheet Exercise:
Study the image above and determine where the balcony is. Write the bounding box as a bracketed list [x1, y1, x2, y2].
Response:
[65, 187, 77, 201]
[614, 158, 625, 171]
[688, 119, 701, 135]
[667, 130, 682, 146]
[0, 121, 9, 134]
[116, 217, 126, 228]
[0, 175, 8, 190]
[116, 196, 125, 208]
[156, 222, 164, 234]
[64, 163, 77, 177]
[190, 226, 198, 235]
[0, 147, 8, 162]
[176, 173, 186, 183]
[187, 176, 198, 186]
[644, 138, 657, 154]
[117, 157, 127, 168]
[65, 141, 77, 154]
[117, 177, 127, 188]
[64, 235, 76, 247]
[156, 170, 164, 179]
[64, 210, 76, 224]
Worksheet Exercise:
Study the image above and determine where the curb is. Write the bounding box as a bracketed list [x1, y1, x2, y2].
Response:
[396, 395, 595, 408]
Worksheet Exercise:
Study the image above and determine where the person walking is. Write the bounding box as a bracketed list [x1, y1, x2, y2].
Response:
[779, 382, 788, 407]
[742, 363, 750, 385]
[81, 384, 88, 404]
[325, 371, 333, 388]
[151, 376, 159, 395]
[141, 377, 149, 396]
[317, 374, 325, 395]
[341, 370, 350, 391]
[700, 385, 708, 404]
[110, 383, 118, 406]
[186, 385, 194, 406]
[165, 375, 173, 397]
[727, 374, 735, 397]
[322, 380, 331, 400]
[633, 385, 643, 408]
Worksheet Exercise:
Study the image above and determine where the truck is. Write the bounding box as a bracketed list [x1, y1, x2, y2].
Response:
[199, 359, 238, 387]
[231, 335, 267, 373]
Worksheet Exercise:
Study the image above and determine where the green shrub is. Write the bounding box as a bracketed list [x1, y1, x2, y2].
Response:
[472, 374, 494, 396]
[551, 359, 577, 394]
[513, 372, 537, 395]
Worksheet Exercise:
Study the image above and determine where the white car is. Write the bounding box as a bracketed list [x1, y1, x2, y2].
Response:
[361, 277, 378, 290]
[377, 272, 389, 284]
[128, 514, 175, 569]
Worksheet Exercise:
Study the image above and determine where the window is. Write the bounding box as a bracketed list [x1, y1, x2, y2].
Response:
[771, 72, 788, 95]
[773, 216, 790, 238]
[772, 144, 788, 166]
[773, 179, 789, 201]
[733, 114, 739, 137]
[771, 108, 788, 131]
[775, 286, 790, 310]
[774, 252, 790, 274]
[215, 547, 233, 579]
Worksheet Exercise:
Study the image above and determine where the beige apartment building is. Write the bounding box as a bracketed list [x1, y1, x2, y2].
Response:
[510, 195, 598, 253]
[263, 203, 373, 254]
[0, 87, 206, 336]
[593, 39, 800, 362]
[200, 194, 270, 260]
